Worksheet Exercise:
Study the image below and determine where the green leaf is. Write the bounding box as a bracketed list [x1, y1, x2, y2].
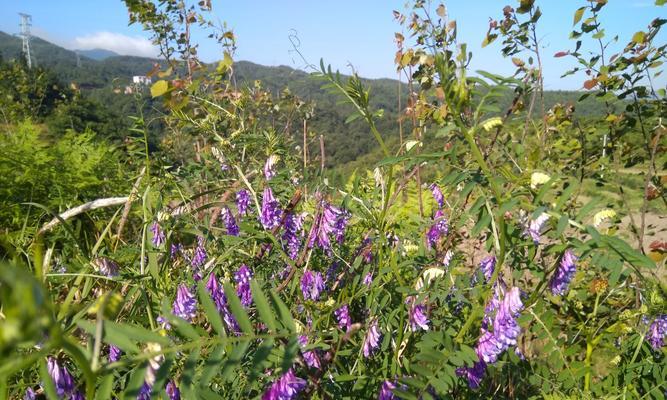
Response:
[573, 7, 585, 26]
[270, 291, 296, 333]
[220, 341, 250, 382]
[197, 345, 226, 388]
[598, 235, 655, 269]
[251, 281, 277, 331]
[122, 364, 147, 399]
[150, 80, 169, 98]
[95, 374, 114, 400]
[223, 283, 253, 334]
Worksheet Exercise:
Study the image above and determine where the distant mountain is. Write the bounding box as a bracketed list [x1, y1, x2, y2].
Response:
[77, 48, 119, 60]
[0, 30, 606, 168]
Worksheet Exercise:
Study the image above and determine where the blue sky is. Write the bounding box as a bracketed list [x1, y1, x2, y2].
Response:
[1, 1, 664, 89]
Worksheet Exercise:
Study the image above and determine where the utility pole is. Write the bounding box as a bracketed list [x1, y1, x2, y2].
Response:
[19, 13, 33, 69]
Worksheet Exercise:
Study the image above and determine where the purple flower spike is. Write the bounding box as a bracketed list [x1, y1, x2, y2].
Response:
[92, 257, 119, 278]
[456, 360, 487, 389]
[549, 249, 578, 296]
[260, 187, 282, 230]
[172, 284, 197, 322]
[166, 380, 181, 400]
[298, 335, 321, 369]
[408, 299, 430, 332]
[235, 264, 253, 307]
[378, 380, 397, 400]
[24, 388, 36, 400]
[301, 270, 325, 301]
[479, 256, 496, 283]
[71, 391, 84, 400]
[363, 272, 373, 286]
[221, 207, 240, 236]
[282, 212, 304, 259]
[264, 155, 278, 181]
[47, 357, 75, 397]
[236, 189, 251, 217]
[523, 212, 550, 244]
[430, 183, 444, 209]
[363, 320, 382, 358]
[137, 381, 152, 400]
[308, 197, 350, 252]
[647, 315, 667, 350]
[108, 344, 122, 362]
[192, 236, 207, 269]
[205, 273, 239, 333]
[151, 222, 165, 247]
[262, 369, 306, 400]
[334, 304, 352, 330]
[426, 209, 449, 249]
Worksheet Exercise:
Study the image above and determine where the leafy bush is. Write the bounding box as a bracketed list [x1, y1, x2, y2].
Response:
[0, 1, 665, 399]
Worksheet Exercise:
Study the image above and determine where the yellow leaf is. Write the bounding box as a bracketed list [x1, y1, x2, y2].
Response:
[150, 80, 169, 98]
[573, 7, 585, 26]
[632, 31, 646, 44]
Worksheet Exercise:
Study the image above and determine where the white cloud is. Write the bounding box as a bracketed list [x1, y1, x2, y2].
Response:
[72, 31, 157, 58]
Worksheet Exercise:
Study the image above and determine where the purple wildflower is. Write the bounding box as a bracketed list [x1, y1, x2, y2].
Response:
[236, 189, 251, 216]
[298, 335, 321, 369]
[363, 271, 373, 286]
[92, 257, 119, 278]
[335, 304, 352, 330]
[71, 391, 84, 400]
[151, 222, 165, 247]
[264, 155, 278, 181]
[549, 249, 578, 296]
[308, 197, 350, 252]
[260, 187, 282, 229]
[166, 380, 181, 400]
[475, 286, 524, 365]
[442, 250, 454, 268]
[172, 284, 197, 322]
[262, 369, 306, 400]
[301, 270, 325, 301]
[426, 209, 449, 249]
[221, 207, 240, 236]
[24, 388, 36, 400]
[47, 357, 75, 397]
[205, 272, 239, 333]
[137, 381, 152, 400]
[108, 344, 122, 362]
[378, 380, 397, 400]
[235, 264, 253, 307]
[363, 320, 382, 358]
[170, 243, 182, 259]
[282, 212, 304, 259]
[430, 183, 444, 209]
[191, 236, 207, 269]
[456, 360, 487, 389]
[156, 315, 171, 330]
[647, 315, 667, 350]
[408, 298, 429, 332]
[523, 212, 550, 244]
[479, 256, 496, 283]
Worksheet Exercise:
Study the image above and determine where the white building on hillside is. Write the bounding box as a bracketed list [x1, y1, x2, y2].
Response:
[132, 75, 151, 85]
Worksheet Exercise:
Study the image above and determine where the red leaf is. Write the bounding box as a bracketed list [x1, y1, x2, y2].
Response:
[554, 51, 569, 58]
[583, 79, 598, 90]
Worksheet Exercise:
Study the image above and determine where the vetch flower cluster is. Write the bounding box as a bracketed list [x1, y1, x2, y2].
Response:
[262, 368, 306, 400]
[151, 221, 165, 247]
[236, 189, 250, 216]
[407, 297, 430, 332]
[206, 272, 239, 333]
[549, 249, 578, 296]
[221, 207, 239, 236]
[426, 209, 448, 249]
[647, 315, 667, 350]
[172, 284, 197, 322]
[282, 212, 304, 259]
[335, 304, 352, 330]
[362, 319, 382, 358]
[430, 183, 444, 209]
[308, 197, 350, 253]
[235, 264, 253, 307]
[260, 187, 282, 229]
[300, 270, 325, 301]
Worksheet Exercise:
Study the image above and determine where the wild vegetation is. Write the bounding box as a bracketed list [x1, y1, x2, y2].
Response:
[0, 0, 665, 399]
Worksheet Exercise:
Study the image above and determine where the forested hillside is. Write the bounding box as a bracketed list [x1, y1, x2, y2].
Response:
[1, 30, 608, 170]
